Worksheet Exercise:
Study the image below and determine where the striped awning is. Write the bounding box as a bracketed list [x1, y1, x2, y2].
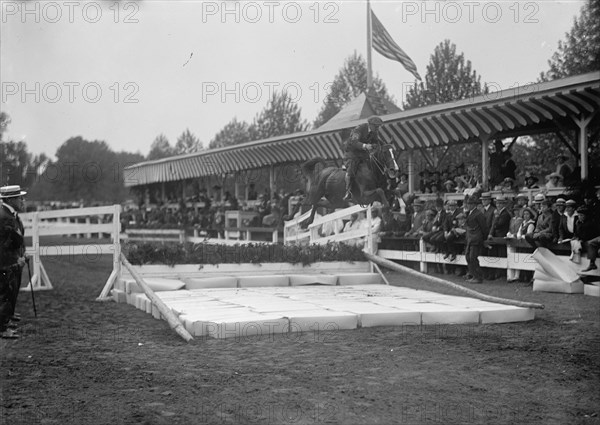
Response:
[125, 72, 600, 187]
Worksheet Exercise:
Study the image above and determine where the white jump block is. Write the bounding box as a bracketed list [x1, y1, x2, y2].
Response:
[533, 279, 584, 294]
[286, 310, 359, 332]
[111, 289, 127, 303]
[584, 283, 600, 297]
[336, 273, 383, 285]
[533, 248, 581, 284]
[205, 315, 290, 339]
[184, 276, 237, 289]
[289, 274, 338, 286]
[124, 277, 186, 294]
[478, 306, 535, 323]
[238, 275, 290, 287]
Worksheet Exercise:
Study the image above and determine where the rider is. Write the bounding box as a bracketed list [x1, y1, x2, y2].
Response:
[342, 116, 384, 201]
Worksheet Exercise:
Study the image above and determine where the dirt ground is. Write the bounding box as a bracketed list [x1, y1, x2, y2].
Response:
[1, 252, 599, 425]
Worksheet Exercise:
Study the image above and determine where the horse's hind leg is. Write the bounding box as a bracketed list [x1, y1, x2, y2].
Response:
[361, 188, 390, 208]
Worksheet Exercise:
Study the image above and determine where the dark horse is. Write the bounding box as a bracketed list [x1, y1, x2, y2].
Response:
[300, 144, 399, 227]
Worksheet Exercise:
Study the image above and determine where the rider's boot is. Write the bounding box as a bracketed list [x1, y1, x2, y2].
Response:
[343, 173, 352, 201]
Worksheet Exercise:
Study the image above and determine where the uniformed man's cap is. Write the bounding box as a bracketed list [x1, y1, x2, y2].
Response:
[368, 116, 384, 126]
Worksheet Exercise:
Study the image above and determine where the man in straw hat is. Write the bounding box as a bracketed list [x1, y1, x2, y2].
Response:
[0, 185, 28, 339]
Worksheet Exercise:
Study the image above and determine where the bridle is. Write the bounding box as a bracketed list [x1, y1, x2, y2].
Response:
[369, 144, 399, 178]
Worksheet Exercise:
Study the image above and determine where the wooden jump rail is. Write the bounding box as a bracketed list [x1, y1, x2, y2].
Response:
[21, 205, 121, 292]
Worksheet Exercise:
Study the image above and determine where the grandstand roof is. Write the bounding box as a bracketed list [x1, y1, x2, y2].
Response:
[124, 71, 600, 187]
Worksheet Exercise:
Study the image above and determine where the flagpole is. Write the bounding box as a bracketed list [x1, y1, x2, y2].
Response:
[366, 0, 373, 89]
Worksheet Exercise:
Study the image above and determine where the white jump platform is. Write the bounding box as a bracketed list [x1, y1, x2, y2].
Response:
[113, 281, 535, 339]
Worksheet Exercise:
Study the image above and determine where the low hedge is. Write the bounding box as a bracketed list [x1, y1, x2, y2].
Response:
[123, 241, 366, 267]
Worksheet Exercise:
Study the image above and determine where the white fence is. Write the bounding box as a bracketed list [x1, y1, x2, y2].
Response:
[20, 205, 121, 291]
[283, 205, 376, 254]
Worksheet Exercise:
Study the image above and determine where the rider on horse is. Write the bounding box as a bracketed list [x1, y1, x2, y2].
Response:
[342, 116, 384, 201]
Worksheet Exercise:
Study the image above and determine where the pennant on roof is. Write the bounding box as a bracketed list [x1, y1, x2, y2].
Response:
[371, 11, 421, 81]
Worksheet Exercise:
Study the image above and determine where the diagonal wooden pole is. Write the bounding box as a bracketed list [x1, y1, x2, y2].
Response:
[363, 251, 544, 309]
[120, 254, 193, 342]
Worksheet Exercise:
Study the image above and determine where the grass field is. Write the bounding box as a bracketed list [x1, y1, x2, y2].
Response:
[1, 250, 599, 425]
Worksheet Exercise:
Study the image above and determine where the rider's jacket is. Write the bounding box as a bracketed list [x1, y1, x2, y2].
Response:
[344, 123, 381, 163]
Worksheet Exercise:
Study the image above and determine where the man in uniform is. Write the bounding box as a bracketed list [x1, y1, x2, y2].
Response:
[0, 185, 27, 339]
[343, 116, 384, 201]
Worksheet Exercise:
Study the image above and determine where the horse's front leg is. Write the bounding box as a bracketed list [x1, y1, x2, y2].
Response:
[301, 205, 317, 229]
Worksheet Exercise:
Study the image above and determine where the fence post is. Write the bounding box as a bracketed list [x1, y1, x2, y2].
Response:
[32, 212, 41, 287]
[419, 238, 427, 273]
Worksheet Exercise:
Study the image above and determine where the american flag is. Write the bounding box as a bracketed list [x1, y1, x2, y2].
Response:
[371, 11, 421, 81]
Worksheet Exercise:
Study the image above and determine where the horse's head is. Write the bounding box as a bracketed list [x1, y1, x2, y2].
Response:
[376, 143, 400, 179]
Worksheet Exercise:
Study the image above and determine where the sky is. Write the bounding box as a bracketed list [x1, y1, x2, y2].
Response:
[0, 0, 587, 159]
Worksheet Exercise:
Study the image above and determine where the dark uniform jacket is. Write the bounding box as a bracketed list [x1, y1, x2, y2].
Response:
[558, 214, 578, 240]
[481, 205, 496, 231]
[344, 123, 381, 174]
[465, 207, 489, 246]
[0, 204, 25, 269]
[574, 219, 600, 242]
[489, 207, 511, 237]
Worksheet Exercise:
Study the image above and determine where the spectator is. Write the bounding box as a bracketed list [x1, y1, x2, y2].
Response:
[523, 172, 540, 190]
[489, 139, 505, 188]
[395, 173, 409, 197]
[516, 208, 537, 240]
[405, 199, 426, 237]
[531, 193, 546, 214]
[556, 154, 572, 180]
[464, 196, 489, 283]
[247, 183, 258, 201]
[343, 213, 362, 233]
[507, 205, 524, 238]
[443, 180, 456, 194]
[445, 212, 467, 264]
[558, 200, 578, 242]
[545, 172, 564, 189]
[488, 197, 511, 238]
[498, 177, 517, 194]
[442, 201, 462, 261]
[525, 200, 554, 248]
[575, 206, 600, 272]
[320, 209, 344, 237]
[423, 198, 446, 252]
[515, 193, 529, 213]
[551, 198, 567, 243]
[500, 150, 517, 181]
[419, 209, 437, 238]
[480, 193, 496, 231]
[419, 170, 432, 193]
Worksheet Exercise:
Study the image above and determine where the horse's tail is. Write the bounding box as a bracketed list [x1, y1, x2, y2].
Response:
[300, 158, 326, 176]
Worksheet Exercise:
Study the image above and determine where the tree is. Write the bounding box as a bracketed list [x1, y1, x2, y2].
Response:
[403, 40, 487, 110]
[174, 129, 202, 155]
[313, 51, 394, 128]
[542, 0, 600, 80]
[209, 118, 251, 149]
[0, 111, 11, 141]
[249, 91, 309, 141]
[147, 134, 174, 160]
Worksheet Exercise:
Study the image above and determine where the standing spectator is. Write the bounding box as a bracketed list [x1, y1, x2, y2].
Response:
[525, 200, 554, 248]
[507, 205, 524, 238]
[464, 196, 489, 283]
[556, 155, 572, 180]
[489, 139, 505, 188]
[480, 193, 496, 231]
[0, 185, 27, 339]
[488, 197, 511, 238]
[501, 150, 517, 181]
[575, 207, 600, 272]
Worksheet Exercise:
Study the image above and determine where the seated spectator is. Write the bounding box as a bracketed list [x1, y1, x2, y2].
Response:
[463, 178, 481, 198]
[423, 199, 446, 251]
[343, 212, 362, 233]
[419, 209, 437, 238]
[551, 198, 567, 242]
[515, 193, 529, 212]
[445, 212, 467, 262]
[558, 199, 578, 242]
[507, 205, 524, 238]
[262, 204, 282, 228]
[223, 191, 239, 210]
[419, 170, 432, 193]
[405, 199, 426, 237]
[498, 177, 517, 194]
[396, 173, 409, 197]
[443, 179, 456, 194]
[454, 176, 466, 194]
[247, 183, 258, 201]
[575, 206, 600, 272]
[516, 208, 536, 240]
[545, 172, 564, 189]
[525, 200, 553, 248]
[522, 172, 540, 190]
[320, 209, 344, 237]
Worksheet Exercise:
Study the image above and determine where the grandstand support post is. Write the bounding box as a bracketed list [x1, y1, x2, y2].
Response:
[407, 150, 415, 193]
[269, 165, 276, 198]
[574, 113, 595, 180]
[481, 135, 490, 191]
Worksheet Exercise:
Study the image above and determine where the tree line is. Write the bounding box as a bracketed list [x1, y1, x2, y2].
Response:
[1, 0, 597, 202]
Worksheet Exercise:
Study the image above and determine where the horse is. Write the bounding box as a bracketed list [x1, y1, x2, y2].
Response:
[300, 143, 399, 227]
